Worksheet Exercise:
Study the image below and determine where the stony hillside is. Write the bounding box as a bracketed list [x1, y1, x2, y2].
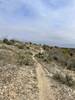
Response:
[0, 39, 75, 100]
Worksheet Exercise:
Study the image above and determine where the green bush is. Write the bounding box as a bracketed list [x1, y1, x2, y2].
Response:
[35, 52, 52, 63]
[3, 38, 14, 45]
[3, 38, 8, 43]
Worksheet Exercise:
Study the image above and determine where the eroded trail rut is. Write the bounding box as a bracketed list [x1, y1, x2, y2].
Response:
[33, 55, 55, 100]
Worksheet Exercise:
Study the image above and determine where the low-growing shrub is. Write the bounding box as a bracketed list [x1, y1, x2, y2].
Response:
[17, 44, 25, 49]
[53, 72, 74, 87]
[17, 52, 34, 66]
[3, 38, 14, 45]
[26, 46, 30, 49]
[42, 45, 50, 51]
[67, 58, 75, 71]
[35, 52, 50, 63]
[54, 46, 58, 48]
[65, 74, 74, 87]
[53, 56, 58, 61]
[3, 38, 9, 44]
[35, 53, 44, 59]
[69, 52, 73, 56]
[62, 48, 70, 54]
[53, 72, 64, 83]
[10, 39, 15, 44]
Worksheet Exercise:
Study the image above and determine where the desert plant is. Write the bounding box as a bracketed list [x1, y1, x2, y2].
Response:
[50, 47, 53, 49]
[26, 51, 33, 55]
[53, 72, 64, 83]
[3, 38, 8, 43]
[35, 53, 44, 58]
[65, 74, 74, 87]
[17, 44, 25, 49]
[17, 52, 34, 66]
[53, 72, 74, 87]
[69, 53, 73, 56]
[3, 38, 14, 45]
[54, 46, 58, 48]
[53, 56, 58, 61]
[9, 39, 15, 44]
[35, 52, 52, 63]
[42, 45, 50, 51]
[26, 46, 30, 49]
[62, 48, 70, 57]
[67, 58, 75, 70]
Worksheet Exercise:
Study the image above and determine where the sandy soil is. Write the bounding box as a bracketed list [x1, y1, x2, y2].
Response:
[33, 55, 55, 100]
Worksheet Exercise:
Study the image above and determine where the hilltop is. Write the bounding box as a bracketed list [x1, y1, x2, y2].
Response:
[0, 39, 75, 100]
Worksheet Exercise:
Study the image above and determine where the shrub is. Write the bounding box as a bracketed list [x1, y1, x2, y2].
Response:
[62, 48, 70, 57]
[69, 52, 73, 56]
[17, 44, 25, 49]
[65, 74, 74, 87]
[54, 46, 58, 48]
[3, 38, 8, 43]
[53, 72, 64, 83]
[67, 58, 75, 71]
[35, 52, 52, 63]
[50, 47, 53, 49]
[42, 45, 50, 51]
[26, 46, 30, 49]
[35, 53, 44, 58]
[10, 39, 15, 44]
[53, 56, 58, 61]
[3, 38, 14, 45]
[17, 53, 34, 66]
[53, 72, 74, 87]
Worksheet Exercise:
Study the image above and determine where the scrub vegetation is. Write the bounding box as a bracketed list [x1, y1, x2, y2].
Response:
[0, 39, 75, 100]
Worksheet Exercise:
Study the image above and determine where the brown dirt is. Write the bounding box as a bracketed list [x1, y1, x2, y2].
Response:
[33, 55, 55, 100]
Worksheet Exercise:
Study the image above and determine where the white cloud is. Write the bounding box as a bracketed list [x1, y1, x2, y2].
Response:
[0, 0, 75, 47]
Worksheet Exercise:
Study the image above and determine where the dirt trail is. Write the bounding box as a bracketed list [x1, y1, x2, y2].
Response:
[33, 55, 55, 100]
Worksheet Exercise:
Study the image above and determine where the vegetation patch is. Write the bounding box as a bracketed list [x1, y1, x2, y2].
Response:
[53, 72, 75, 87]
[16, 44, 25, 49]
[3, 38, 15, 45]
[35, 52, 51, 63]
[17, 52, 34, 66]
[67, 58, 75, 71]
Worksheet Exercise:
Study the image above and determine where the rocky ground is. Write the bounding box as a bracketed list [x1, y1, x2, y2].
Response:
[0, 42, 39, 100]
[0, 39, 75, 100]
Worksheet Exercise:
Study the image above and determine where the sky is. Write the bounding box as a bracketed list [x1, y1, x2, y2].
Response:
[0, 0, 75, 47]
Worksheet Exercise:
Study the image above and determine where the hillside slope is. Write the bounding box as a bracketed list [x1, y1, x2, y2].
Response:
[0, 39, 75, 100]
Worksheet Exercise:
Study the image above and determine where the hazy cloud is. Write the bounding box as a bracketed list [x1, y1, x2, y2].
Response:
[0, 0, 75, 47]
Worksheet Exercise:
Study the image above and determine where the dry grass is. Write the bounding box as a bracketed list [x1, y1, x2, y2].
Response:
[53, 72, 75, 87]
[0, 39, 38, 100]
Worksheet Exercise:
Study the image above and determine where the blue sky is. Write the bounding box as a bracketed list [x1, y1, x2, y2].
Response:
[0, 0, 75, 47]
